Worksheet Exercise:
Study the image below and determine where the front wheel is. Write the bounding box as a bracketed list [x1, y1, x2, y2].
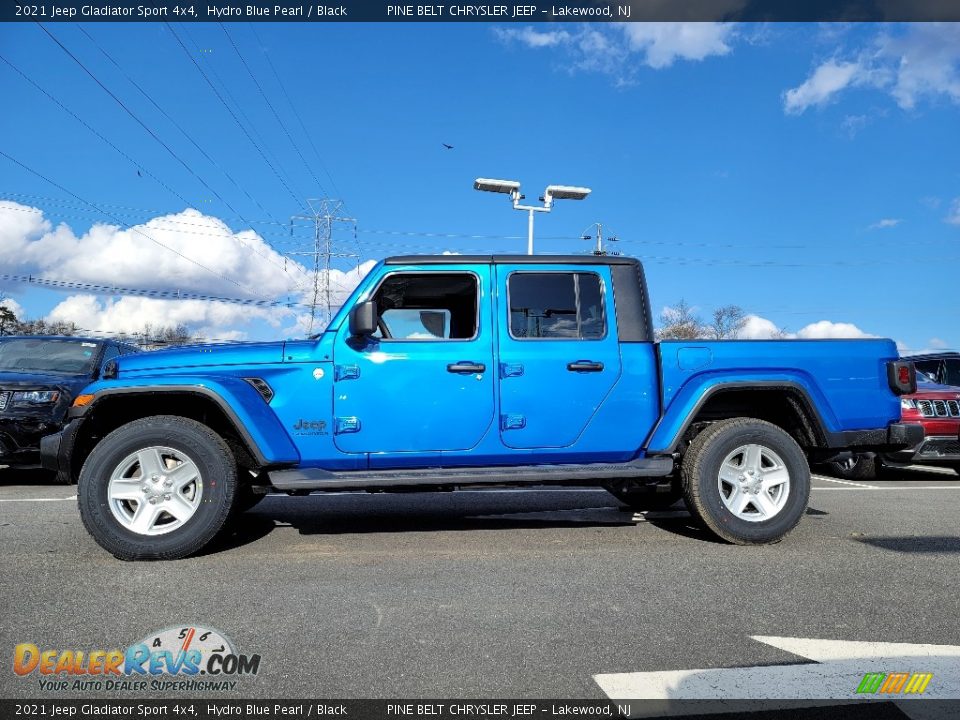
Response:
[78, 416, 236, 560]
[681, 418, 810, 545]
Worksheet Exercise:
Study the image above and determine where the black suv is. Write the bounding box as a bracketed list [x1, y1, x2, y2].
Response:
[0, 336, 139, 481]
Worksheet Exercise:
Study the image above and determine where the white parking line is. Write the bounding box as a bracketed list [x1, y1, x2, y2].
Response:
[0, 495, 76, 502]
[811, 475, 879, 488]
[813, 486, 960, 490]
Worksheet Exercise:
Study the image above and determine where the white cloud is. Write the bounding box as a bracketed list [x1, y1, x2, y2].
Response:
[1, 296, 25, 319]
[784, 24, 960, 115]
[783, 60, 864, 114]
[868, 218, 901, 230]
[493, 22, 735, 82]
[492, 27, 572, 48]
[794, 320, 875, 339]
[946, 197, 960, 226]
[0, 202, 377, 339]
[621, 22, 734, 69]
[737, 314, 783, 339]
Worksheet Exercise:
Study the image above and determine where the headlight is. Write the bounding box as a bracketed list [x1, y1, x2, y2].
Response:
[901, 398, 916, 410]
[11, 390, 60, 406]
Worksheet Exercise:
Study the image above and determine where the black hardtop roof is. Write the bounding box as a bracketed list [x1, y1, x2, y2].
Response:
[384, 254, 640, 266]
[907, 351, 960, 360]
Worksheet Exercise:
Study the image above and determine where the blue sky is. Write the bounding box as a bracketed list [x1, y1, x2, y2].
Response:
[0, 22, 958, 349]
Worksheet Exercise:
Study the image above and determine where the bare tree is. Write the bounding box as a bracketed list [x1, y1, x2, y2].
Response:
[709, 305, 747, 339]
[656, 299, 705, 340]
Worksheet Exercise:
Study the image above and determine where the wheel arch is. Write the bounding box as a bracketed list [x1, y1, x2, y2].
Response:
[649, 381, 832, 454]
[67, 386, 297, 483]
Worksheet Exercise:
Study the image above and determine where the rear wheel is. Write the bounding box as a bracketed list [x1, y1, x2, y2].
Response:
[681, 418, 810, 545]
[78, 416, 236, 560]
[825, 454, 878, 481]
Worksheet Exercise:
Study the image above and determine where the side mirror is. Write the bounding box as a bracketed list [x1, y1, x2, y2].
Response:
[349, 301, 378, 337]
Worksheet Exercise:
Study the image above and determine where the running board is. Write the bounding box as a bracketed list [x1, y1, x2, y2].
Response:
[268, 458, 674, 491]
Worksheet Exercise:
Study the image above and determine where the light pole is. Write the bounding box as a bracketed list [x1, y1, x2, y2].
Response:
[474, 178, 591, 255]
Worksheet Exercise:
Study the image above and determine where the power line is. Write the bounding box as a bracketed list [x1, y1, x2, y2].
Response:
[0, 52, 193, 210]
[75, 24, 283, 227]
[165, 22, 305, 208]
[247, 23, 349, 209]
[0, 271, 303, 308]
[0, 148, 273, 301]
[35, 23, 306, 285]
[220, 23, 328, 199]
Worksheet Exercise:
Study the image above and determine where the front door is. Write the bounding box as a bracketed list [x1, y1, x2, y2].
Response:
[333, 267, 495, 458]
[496, 265, 622, 449]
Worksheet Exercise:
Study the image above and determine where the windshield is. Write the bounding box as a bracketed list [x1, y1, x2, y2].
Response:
[0, 339, 101, 375]
[943, 359, 960, 387]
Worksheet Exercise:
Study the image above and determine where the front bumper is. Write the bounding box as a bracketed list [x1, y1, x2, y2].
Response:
[0, 417, 62, 467]
[39, 418, 83, 476]
[885, 435, 960, 465]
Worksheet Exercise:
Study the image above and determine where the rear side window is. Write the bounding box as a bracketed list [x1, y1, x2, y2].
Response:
[508, 272, 606, 340]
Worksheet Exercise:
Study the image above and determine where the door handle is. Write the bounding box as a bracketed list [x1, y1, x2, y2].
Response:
[567, 360, 604, 372]
[448, 362, 486, 374]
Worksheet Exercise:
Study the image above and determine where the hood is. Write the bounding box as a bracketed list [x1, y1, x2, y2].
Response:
[912, 378, 960, 398]
[0, 371, 91, 392]
[116, 341, 287, 374]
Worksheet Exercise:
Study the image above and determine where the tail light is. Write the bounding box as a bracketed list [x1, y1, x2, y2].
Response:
[887, 361, 917, 395]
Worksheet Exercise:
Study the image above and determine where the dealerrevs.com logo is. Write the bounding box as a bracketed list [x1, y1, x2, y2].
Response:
[13, 625, 261, 692]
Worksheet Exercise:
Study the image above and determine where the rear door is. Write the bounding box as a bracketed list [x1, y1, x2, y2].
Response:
[495, 265, 621, 449]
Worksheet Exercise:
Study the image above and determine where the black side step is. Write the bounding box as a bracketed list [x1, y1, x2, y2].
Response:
[268, 457, 674, 491]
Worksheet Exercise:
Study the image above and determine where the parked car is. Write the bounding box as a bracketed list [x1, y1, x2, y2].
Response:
[824, 375, 960, 479]
[0, 336, 139, 481]
[908, 351, 960, 387]
[41, 255, 920, 559]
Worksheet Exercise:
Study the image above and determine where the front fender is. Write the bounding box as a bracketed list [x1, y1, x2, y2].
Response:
[645, 371, 839, 453]
[72, 376, 300, 465]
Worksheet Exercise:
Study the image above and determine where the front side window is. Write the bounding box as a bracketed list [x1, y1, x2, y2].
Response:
[508, 272, 606, 340]
[371, 272, 478, 341]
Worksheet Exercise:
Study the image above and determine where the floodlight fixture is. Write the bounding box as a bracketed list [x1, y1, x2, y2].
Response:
[473, 177, 591, 255]
[474, 178, 521, 196]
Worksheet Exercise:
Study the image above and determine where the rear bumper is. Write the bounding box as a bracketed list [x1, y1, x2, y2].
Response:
[825, 422, 924, 451]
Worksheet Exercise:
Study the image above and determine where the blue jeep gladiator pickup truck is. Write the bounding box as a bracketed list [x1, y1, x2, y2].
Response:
[40, 255, 921, 560]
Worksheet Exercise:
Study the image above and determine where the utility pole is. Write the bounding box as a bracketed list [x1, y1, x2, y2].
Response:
[288, 199, 357, 334]
[581, 222, 619, 256]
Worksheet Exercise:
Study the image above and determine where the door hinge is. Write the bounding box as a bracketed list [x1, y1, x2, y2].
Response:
[499, 363, 524, 378]
[500, 414, 526, 431]
[334, 417, 362, 434]
[335, 364, 360, 381]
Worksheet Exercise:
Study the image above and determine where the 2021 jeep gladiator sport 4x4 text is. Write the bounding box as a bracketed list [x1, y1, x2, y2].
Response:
[40, 255, 922, 559]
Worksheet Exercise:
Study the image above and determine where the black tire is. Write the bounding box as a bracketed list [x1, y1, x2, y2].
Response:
[825, 454, 877, 481]
[231, 483, 266, 516]
[78, 416, 236, 561]
[681, 418, 810, 545]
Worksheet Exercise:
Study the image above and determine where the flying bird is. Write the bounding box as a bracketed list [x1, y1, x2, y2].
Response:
[442, 143, 454, 150]
[136, 170, 142, 177]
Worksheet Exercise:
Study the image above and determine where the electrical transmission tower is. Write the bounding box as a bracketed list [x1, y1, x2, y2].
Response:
[580, 222, 619, 256]
[288, 199, 357, 334]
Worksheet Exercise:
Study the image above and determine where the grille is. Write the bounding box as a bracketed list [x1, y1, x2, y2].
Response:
[917, 438, 960, 457]
[0, 391, 8, 411]
[916, 399, 960, 418]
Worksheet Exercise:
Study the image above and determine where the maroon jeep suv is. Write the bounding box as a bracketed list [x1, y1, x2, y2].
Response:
[827, 356, 960, 479]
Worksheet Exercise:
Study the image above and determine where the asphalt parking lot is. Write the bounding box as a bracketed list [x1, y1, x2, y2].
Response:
[2, 465, 960, 708]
